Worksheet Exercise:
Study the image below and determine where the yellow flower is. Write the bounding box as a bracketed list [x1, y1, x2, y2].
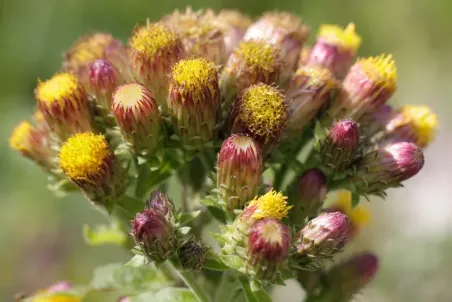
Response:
[398, 105, 438, 148]
[249, 189, 292, 220]
[36, 73, 82, 108]
[357, 54, 397, 95]
[332, 191, 370, 228]
[318, 23, 361, 53]
[129, 22, 180, 58]
[32, 294, 81, 302]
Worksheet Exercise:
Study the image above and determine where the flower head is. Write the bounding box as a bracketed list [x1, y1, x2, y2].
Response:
[112, 83, 161, 155]
[35, 73, 93, 141]
[244, 189, 292, 221]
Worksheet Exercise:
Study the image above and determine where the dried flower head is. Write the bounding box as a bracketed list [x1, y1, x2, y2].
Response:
[178, 239, 208, 271]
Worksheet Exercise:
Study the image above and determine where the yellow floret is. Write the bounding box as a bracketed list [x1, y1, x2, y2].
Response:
[9, 121, 33, 152]
[249, 189, 292, 220]
[32, 294, 81, 302]
[36, 73, 80, 106]
[333, 191, 370, 228]
[319, 23, 361, 52]
[239, 84, 287, 143]
[130, 23, 179, 57]
[237, 40, 279, 71]
[357, 54, 397, 94]
[67, 33, 114, 67]
[295, 66, 337, 88]
[59, 132, 110, 181]
[113, 83, 147, 108]
[400, 105, 438, 148]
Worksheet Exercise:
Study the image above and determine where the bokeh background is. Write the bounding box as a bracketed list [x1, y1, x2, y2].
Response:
[1, 0, 451, 301]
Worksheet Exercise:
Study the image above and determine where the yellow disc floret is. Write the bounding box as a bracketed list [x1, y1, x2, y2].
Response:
[239, 84, 287, 143]
[249, 189, 292, 220]
[400, 105, 438, 148]
[36, 73, 80, 106]
[59, 132, 110, 182]
[9, 121, 33, 152]
[357, 54, 397, 94]
[333, 191, 370, 228]
[295, 66, 338, 88]
[65, 33, 115, 68]
[130, 23, 179, 57]
[237, 40, 280, 71]
[319, 23, 361, 52]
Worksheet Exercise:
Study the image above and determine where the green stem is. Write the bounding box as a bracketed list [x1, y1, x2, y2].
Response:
[167, 259, 210, 302]
[214, 272, 230, 302]
[239, 278, 271, 302]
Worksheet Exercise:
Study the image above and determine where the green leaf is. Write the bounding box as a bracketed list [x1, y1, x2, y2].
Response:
[131, 288, 197, 302]
[351, 192, 360, 208]
[204, 252, 231, 271]
[177, 226, 192, 236]
[206, 206, 227, 224]
[177, 210, 201, 226]
[239, 279, 272, 302]
[83, 222, 127, 247]
[115, 195, 145, 217]
[125, 255, 149, 267]
[218, 255, 242, 270]
[314, 120, 327, 141]
[90, 263, 170, 294]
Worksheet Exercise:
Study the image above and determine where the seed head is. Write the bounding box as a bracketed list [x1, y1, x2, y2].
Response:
[178, 239, 208, 271]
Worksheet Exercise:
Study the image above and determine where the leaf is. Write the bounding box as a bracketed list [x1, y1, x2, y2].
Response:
[125, 255, 149, 268]
[177, 226, 192, 236]
[115, 195, 145, 218]
[351, 192, 360, 208]
[90, 263, 170, 293]
[204, 252, 231, 271]
[239, 279, 272, 302]
[131, 288, 197, 302]
[218, 255, 242, 270]
[83, 222, 127, 247]
[206, 206, 227, 224]
[177, 210, 201, 226]
[314, 120, 327, 141]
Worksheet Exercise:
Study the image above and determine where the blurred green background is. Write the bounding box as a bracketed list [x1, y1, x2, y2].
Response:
[1, 0, 452, 301]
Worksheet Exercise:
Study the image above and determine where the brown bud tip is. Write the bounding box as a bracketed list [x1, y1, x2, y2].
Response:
[89, 59, 121, 109]
[177, 239, 208, 271]
[146, 190, 175, 221]
[295, 211, 349, 256]
[292, 169, 327, 219]
[217, 134, 263, 211]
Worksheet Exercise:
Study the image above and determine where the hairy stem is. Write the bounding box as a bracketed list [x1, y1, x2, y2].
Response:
[167, 259, 210, 302]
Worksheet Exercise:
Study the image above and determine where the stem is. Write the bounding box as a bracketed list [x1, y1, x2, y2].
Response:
[167, 259, 210, 302]
[214, 272, 230, 302]
[239, 278, 271, 302]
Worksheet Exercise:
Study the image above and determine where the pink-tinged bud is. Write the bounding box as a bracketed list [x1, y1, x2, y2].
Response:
[217, 134, 263, 212]
[230, 84, 288, 155]
[63, 33, 126, 90]
[9, 121, 56, 171]
[220, 40, 283, 102]
[320, 119, 360, 172]
[286, 66, 337, 136]
[361, 104, 394, 138]
[112, 83, 161, 155]
[177, 239, 208, 271]
[168, 58, 220, 148]
[307, 24, 361, 79]
[35, 73, 93, 142]
[291, 169, 327, 222]
[89, 59, 122, 113]
[294, 211, 349, 257]
[128, 22, 186, 108]
[213, 10, 253, 55]
[246, 218, 291, 280]
[146, 190, 175, 221]
[164, 8, 226, 65]
[132, 209, 177, 262]
[298, 46, 311, 67]
[323, 252, 379, 301]
[244, 12, 310, 79]
[353, 142, 424, 195]
[330, 54, 397, 119]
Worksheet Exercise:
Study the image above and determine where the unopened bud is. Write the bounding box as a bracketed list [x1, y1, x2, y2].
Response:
[217, 134, 263, 212]
[307, 24, 361, 79]
[89, 59, 122, 115]
[112, 83, 161, 155]
[320, 119, 360, 172]
[59, 132, 124, 206]
[213, 10, 252, 55]
[286, 66, 337, 136]
[352, 142, 424, 195]
[361, 104, 394, 138]
[9, 121, 56, 170]
[294, 211, 349, 257]
[298, 46, 311, 67]
[132, 209, 177, 262]
[35, 73, 93, 142]
[168, 58, 220, 148]
[178, 239, 208, 271]
[246, 218, 290, 280]
[128, 22, 186, 108]
[220, 40, 283, 102]
[244, 12, 310, 79]
[230, 83, 288, 154]
[146, 190, 175, 221]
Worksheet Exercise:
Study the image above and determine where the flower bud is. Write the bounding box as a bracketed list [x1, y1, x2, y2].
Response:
[307, 24, 361, 79]
[361, 104, 394, 138]
[164, 8, 226, 65]
[213, 10, 252, 55]
[244, 12, 310, 78]
[220, 40, 283, 102]
[89, 59, 122, 115]
[246, 218, 290, 280]
[320, 119, 360, 172]
[290, 169, 327, 222]
[112, 83, 161, 155]
[63, 33, 126, 89]
[59, 132, 124, 206]
[128, 22, 186, 108]
[353, 142, 424, 195]
[168, 58, 220, 148]
[177, 239, 207, 271]
[330, 54, 397, 119]
[35, 73, 93, 142]
[132, 209, 177, 262]
[146, 190, 175, 221]
[294, 211, 349, 257]
[298, 46, 311, 67]
[285, 66, 337, 136]
[384, 105, 438, 148]
[217, 134, 263, 212]
[9, 121, 56, 170]
[230, 83, 288, 154]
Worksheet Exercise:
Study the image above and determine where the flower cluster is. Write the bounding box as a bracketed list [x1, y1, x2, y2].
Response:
[11, 7, 438, 302]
